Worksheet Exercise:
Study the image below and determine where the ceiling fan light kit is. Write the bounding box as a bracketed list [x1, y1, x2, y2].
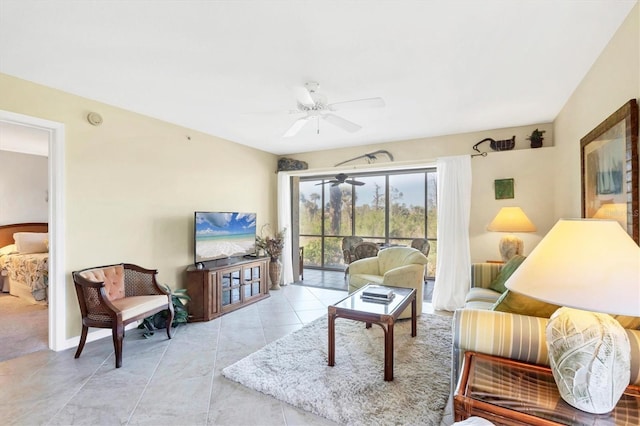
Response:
[283, 81, 385, 138]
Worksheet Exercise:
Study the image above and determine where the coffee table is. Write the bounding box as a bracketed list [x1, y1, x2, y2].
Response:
[327, 284, 417, 381]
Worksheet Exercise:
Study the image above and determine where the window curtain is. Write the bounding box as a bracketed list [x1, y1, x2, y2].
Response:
[431, 155, 472, 311]
[277, 172, 295, 285]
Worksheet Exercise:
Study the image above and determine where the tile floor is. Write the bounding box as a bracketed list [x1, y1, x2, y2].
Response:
[296, 268, 436, 302]
[0, 274, 449, 425]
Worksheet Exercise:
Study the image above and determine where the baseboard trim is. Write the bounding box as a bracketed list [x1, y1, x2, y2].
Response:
[58, 323, 139, 351]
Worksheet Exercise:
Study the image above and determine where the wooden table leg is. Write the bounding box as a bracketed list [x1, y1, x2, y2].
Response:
[411, 294, 417, 337]
[384, 322, 394, 381]
[328, 310, 336, 367]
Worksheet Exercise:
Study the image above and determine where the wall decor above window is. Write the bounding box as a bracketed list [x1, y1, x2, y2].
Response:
[580, 99, 638, 244]
[494, 178, 514, 200]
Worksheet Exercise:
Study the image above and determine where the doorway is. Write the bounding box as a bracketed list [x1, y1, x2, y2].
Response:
[0, 110, 65, 353]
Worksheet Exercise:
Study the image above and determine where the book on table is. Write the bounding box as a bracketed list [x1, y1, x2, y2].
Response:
[361, 285, 395, 300]
[361, 294, 395, 304]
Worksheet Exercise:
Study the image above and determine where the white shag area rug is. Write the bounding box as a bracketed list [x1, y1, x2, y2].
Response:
[223, 313, 453, 425]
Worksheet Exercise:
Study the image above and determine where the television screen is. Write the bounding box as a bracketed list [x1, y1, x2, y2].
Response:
[194, 212, 257, 263]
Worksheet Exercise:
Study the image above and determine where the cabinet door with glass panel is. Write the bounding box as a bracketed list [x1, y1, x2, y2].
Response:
[242, 262, 266, 302]
[220, 266, 242, 311]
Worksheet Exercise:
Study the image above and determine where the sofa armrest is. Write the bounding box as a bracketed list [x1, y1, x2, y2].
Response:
[452, 308, 549, 390]
[348, 257, 379, 275]
[470, 263, 503, 289]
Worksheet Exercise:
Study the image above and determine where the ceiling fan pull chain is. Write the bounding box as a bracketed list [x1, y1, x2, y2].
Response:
[317, 116, 320, 134]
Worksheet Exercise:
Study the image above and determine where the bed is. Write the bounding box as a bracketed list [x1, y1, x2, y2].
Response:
[0, 223, 49, 304]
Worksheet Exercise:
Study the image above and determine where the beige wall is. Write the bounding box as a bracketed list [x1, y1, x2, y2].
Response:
[0, 151, 48, 224]
[0, 73, 278, 339]
[291, 123, 556, 262]
[554, 3, 639, 229]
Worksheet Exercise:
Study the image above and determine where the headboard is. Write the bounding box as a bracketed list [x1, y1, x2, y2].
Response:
[0, 223, 48, 248]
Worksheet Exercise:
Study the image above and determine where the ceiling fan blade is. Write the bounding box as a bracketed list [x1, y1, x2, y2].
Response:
[345, 179, 365, 186]
[322, 113, 362, 133]
[294, 86, 315, 108]
[283, 117, 310, 137]
[328, 97, 385, 111]
[315, 180, 338, 186]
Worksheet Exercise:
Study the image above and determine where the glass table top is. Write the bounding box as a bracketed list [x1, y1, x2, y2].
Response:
[331, 285, 414, 316]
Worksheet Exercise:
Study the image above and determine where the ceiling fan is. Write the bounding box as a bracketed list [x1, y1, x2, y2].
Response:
[315, 173, 365, 187]
[283, 82, 385, 138]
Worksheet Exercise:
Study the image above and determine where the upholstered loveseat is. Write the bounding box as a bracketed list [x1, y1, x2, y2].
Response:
[348, 246, 428, 319]
[452, 261, 640, 390]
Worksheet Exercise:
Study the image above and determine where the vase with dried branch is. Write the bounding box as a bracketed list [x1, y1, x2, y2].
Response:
[256, 225, 287, 289]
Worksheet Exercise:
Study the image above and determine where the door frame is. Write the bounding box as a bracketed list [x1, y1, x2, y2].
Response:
[0, 110, 66, 351]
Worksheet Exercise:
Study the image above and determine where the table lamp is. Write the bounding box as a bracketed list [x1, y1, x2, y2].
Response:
[487, 207, 536, 261]
[504, 219, 640, 414]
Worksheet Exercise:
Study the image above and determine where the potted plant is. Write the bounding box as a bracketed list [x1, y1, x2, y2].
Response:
[256, 224, 287, 289]
[527, 129, 546, 148]
[138, 284, 190, 338]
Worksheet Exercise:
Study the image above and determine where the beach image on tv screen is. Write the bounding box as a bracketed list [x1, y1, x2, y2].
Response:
[195, 212, 256, 261]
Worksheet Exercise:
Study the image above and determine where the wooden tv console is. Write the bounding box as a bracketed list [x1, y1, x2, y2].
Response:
[185, 257, 270, 322]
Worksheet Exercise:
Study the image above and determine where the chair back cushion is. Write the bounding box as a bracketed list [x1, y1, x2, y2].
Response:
[377, 247, 428, 273]
[410, 238, 430, 257]
[353, 242, 379, 260]
[342, 236, 364, 264]
[79, 264, 126, 301]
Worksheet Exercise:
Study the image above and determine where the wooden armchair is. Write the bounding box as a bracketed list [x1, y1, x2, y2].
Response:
[353, 241, 379, 260]
[410, 238, 430, 257]
[72, 263, 174, 368]
[342, 236, 363, 276]
[342, 236, 363, 265]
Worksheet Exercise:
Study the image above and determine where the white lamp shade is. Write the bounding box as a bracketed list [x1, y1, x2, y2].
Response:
[505, 219, 640, 316]
[487, 207, 536, 232]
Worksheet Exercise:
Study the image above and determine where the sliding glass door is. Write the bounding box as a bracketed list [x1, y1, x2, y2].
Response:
[298, 168, 437, 277]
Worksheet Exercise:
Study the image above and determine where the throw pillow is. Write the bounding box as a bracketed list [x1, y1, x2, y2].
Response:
[488, 255, 526, 293]
[492, 290, 561, 318]
[13, 232, 49, 254]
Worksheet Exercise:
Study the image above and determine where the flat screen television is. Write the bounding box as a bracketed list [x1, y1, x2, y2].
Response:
[194, 212, 257, 263]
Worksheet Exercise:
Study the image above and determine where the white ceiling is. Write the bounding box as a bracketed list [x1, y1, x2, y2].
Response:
[0, 1, 636, 155]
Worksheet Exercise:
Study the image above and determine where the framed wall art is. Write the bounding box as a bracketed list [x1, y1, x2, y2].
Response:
[580, 99, 638, 244]
[494, 178, 514, 200]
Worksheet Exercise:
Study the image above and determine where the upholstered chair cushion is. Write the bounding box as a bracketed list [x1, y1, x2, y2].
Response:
[79, 264, 126, 301]
[377, 247, 428, 273]
[110, 295, 171, 321]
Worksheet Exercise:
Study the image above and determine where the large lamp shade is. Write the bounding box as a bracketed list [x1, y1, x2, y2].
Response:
[504, 219, 640, 414]
[504, 219, 639, 316]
